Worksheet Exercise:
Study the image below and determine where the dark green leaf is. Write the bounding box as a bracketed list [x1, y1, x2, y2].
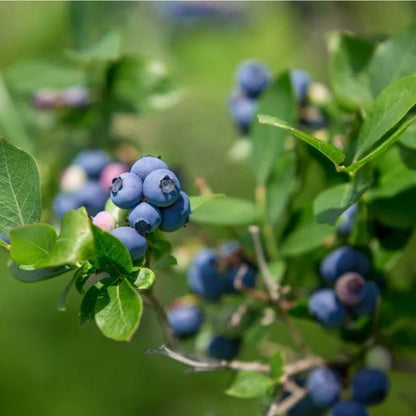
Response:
[189, 194, 225, 212]
[226, 371, 274, 399]
[270, 351, 285, 381]
[131, 267, 156, 290]
[91, 224, 133, 276]
[258, 114, 345, 166]
[8, 262, 71, 283]
[94, 279, 143, 341]
[0, 137, 41, 237]
[191, 197, 259, 226]
[36, 208, 94, 268]
[153, 253, 177, 270]
[57, 275, 76, 311]
[355, 75, 416, 159]
[251, 71, 297, 185]
[10, 224, 57, 267]
[74, 262, 95, 294]
[79, 285, 101, 328]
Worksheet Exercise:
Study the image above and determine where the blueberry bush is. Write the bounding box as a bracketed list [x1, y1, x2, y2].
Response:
[2, 17, 416, 416]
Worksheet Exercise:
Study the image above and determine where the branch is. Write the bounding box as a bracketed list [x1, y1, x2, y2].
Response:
[267, 380, 307, 416]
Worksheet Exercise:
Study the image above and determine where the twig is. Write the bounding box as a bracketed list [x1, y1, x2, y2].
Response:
[249, 225, 280, 301]
[228, 297, 253, 328]
[269, 380, 307, 415]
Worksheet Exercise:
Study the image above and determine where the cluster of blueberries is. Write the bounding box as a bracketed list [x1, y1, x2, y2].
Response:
[33, 85, 90, 110]
[229, 60, 328, 136]
[53, 150, 128, 220]
[97, 155, 192, 261]
[167, 241, 256, 360]
[309, 246, 379, 330]
[288, 365, 389, 416]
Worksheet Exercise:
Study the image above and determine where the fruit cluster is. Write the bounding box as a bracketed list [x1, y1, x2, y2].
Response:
[288, 365, 389, 416]
[309, 246, 379, 330]
[33, 85, 90, 110]
[229, 60, 329, 136]
[95, 155, 192, 261]
[53, 150, 128, 219]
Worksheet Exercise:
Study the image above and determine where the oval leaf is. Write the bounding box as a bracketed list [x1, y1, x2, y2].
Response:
[132, 267, 156, 290]
[226, 371, 274, 399]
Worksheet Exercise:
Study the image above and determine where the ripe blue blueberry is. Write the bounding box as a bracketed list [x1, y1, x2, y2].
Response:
[337, 204, 358, 236]
[188, 249, 223, 301]
[128, 202, 161, 235]
[167, 305, 203, 337]
[306, 366, 342, 407]
[351, 282, 379, 316]
[236, 60, 271, 98]
[290, 69, 311, 103]
[76, 180, 108, 216]
[142, 168, 180, 207]
[352, 368, 389, 405]
[335, 272, 366, 306]
[288, 394, 327, 416]
[110, 226, 147, 260]
[131, 155, 168, 180]
[111, 172, 143, 209]
[73, 150, 110, 178]
[223, 265, 256, 294]
[229, 91, 257, 135]
[159, 191, 191, 232]
[208, 336, 240, 360]
[330, 401, 369, 416]
[320, 246, 370, 284]
[53, 192, 82, 219]
[309, 289, 347, 329]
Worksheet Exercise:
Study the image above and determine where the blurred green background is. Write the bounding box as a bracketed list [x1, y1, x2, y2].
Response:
[1, 2, 416, 415]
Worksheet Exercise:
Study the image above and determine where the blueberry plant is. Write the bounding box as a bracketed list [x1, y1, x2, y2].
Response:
[2, 25, 416, 415]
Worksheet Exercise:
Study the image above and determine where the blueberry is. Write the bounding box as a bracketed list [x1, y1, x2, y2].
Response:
[330, 401, 369, 416]
[187, 249, 223, 301]
[229, 91, 257, 135]
[0, 233, 10, 244]
[111, 172, 143, 209]
[309, 289, 347, 329]
[59, 165, 87, 193]
[208, 336, 240, 360]
[142, 168, 180, 207]
[352, 368, 389, 405]
[236, 60, 271, 98]
[219, 240, 243, 267]
[76, 180, 108, 216]
[335, 272, 365, 306]
[53, 192, 82, 219]
[167, 305, 203, 337]
[307, 366, 342, 407]
[100, 162, 128, 192]
[290, 69, 311, 103]
[92, 211, 116, 232]
[351, 282, 379, 316]
[62, 85, 90, 108]
[128, 202, 161, 235]
[73, 150, 110, 178]
[159, 191, 191, 232]
[223, 265, 256, 294]
[337, 204, 359, 237]
[131, 155, 168, 180]
[110, 227, 147, 260]
[32, 89, 61, 109]
[320, 246, 370, 284]
[288, 394, 327, 416]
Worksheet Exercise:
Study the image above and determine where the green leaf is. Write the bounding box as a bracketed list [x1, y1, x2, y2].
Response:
[74, 262, 95, 294]
[67, 30, 122, 63]
[79, 285, 100, 328]
[355, 75, 416, 159]
[153, 253, 177, 270]
[314, 176, 372, 226]
[189, 194, 225, 212]
[281, 222, 334, 257]
[368, 24, 416, 96]
[268, 260, 287, 285]
[91, 224, 133, 276]
[36, 208, 94, 268]
[0, 74, 33, 152]
[8, 262, 71, 283]
[0, 137, 41, 237]
[226, 371, 274, 399]
[258, 114, 345, 166]
[328, 32, 375, 111]
[10, 224, 57, 267]
[57, 275, 76, 311]
[94, 279, 143, 341]
[190, 197, 259, 226]
[251, 71, 297, 185]
[270, 351, 285, 381]
[131, 267, 156, 290]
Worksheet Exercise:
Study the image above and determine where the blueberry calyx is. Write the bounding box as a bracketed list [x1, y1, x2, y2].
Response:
[134, 220, 151, 235]
[111, 177, 123, 194]
[160, 175, 175, 193]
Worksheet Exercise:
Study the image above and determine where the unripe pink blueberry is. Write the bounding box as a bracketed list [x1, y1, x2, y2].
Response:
[100, 162, 128, 191]
[60, 165, 87, 192]
[92, 211, 116, 232]
[335, 272, 366, 306]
